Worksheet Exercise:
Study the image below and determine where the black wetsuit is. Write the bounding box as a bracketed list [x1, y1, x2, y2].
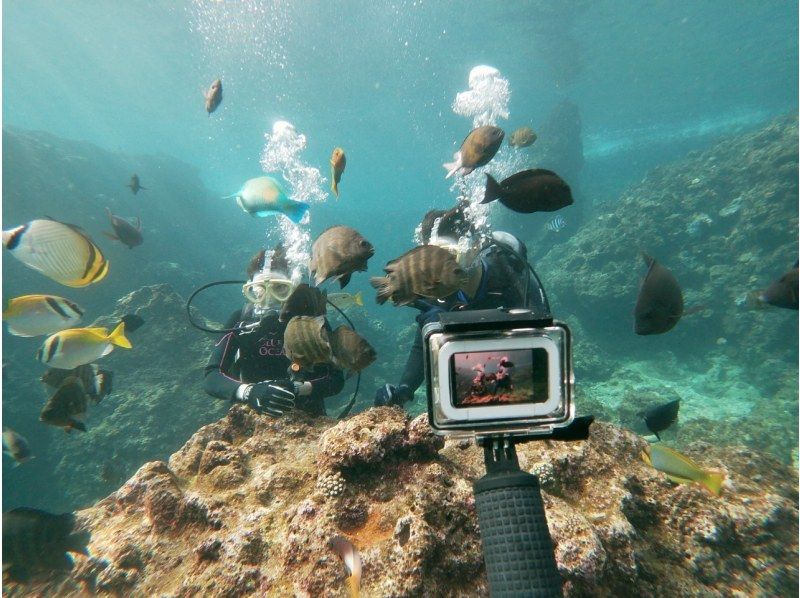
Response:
[398, 243, 549, 395]
[204, 307, 344, 416]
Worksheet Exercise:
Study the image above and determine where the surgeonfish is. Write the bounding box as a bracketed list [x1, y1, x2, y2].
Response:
[638, 399, 680, 440]
[482, 169, 573, 214]
[330, 325, 376, 373]
[444, 125, 505, 178]
[641, 444, 725, 496]
[3, 295, 83, 337]
[283, 315, 333, 369]
[370, 245, 468, 306]
[224, 176, 310, 223]
[3, 219, 109, 287]
[310, 226, 374, 288]
[41, 364, 113, 404]
[2, 507, 90, 582]
[127, 174, 146, 194]
[329, 535, 361, 598]
[330, 147, 347, 199]
[326, 291, 364, 310]
[746, 261, 799, 310]
[104, 208, 143, 249]
[36, 322, 131, 370]
[3, 428, 33, 465]
[545, 215, 567, 233]
[634, 254, 684, 335]
[508, 126, 537, 148]
[204, 78, 223, 115]
[39, 376, 89, 433]
[120, 314, 145, 333]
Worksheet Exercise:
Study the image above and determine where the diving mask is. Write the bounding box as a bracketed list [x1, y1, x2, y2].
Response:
[243, 274, 295, 305]
[434, 236, 480, 269]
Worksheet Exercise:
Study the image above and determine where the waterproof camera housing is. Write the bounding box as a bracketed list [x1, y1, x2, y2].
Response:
[422, 309, 574, 439]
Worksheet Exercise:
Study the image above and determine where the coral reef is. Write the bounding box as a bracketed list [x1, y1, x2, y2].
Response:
[6, 409, 796, 597]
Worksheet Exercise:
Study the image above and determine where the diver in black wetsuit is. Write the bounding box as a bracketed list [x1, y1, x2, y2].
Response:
[204, 254, 344, 417]
[374, 207, 549, 408]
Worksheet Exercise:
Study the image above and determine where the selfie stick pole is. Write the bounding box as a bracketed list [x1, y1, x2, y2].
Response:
[473, 437, 562, 597]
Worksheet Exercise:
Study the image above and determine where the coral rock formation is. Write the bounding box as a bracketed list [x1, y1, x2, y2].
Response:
[8, 409, 797, 597]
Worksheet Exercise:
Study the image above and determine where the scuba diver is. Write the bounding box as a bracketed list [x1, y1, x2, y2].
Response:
[375, 201, 549, 407]
[204, 248, 344, 417]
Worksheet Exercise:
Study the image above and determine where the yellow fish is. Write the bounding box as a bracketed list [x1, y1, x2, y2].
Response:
[641, 444, 725, 496]
[330, 535, 361, 598]
[3, 295, 83, 337]
[330, 147, 346, 199]
[326, 291, 364, 310]
[37, 322, 132, 370]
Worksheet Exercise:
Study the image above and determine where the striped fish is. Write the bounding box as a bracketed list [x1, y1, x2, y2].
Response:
[39, 376, 89, 432]
[370, 245, 467, 306]
[3, 294, 83, 337]
[330, 325, 376, 372]
[545, 215, 567, 233]
[36, 322, 132, 370]
[283, 315, 333, 369]
[2, 219, 109, 287]
[41, 364, 113, 404]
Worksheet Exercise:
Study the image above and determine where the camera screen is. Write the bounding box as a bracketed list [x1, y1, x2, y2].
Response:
[450, 348, 550, 408]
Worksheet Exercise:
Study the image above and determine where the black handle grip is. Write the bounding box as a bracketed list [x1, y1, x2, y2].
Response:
[474, 470, 562, 597]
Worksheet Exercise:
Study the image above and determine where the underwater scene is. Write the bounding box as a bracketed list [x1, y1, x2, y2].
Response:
[1, 1, 798, 596]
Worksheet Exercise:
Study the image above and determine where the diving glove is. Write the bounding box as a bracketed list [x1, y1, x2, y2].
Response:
[374, 383, 413, 407]
[236, 380, 296, 417]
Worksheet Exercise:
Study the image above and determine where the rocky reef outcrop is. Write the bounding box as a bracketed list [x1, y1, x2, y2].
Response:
[8, 407, 797, 597]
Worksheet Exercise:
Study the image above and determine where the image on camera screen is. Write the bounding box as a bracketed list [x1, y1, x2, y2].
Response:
[451, 348, 549, 407]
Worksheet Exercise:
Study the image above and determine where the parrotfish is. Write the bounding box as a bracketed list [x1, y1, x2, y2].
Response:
[224, 176, 310, 224]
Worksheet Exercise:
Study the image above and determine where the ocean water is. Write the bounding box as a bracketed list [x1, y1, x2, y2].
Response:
[1, 0, 798, 589]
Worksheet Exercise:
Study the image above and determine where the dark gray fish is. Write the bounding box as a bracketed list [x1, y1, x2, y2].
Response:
[121, 314, 145, 333]
[204, 78, 223, 115]
[279, 284, 327, 323]
[127, 174, 146, 194]
[104, 208, 142, 249]
[310, 226, 374, 288]
[330, 325, 376, 372]
[444, 125, 505, 178]
[634, 254, 684, 335]
[3, 428, 33, 465]
[749, 262, 799, 310]
[39, 376, 89, 432]
[41, 364, 112, 404]
[283, 316, 333, 368]
[370, 245, 468, 306]
[482, 169, 573, 214]
[2, 507, 90, 582]
[638, 399, 680, 440]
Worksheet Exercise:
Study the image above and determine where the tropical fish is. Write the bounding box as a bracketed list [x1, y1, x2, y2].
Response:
[545, 215, 567, 233]
[638, 399, 680, 440]
[330, 147, 346, 199]
[444, 125, 505, 178]
[3, 295, 83, 337]
[3, 428, 33, 465]
[508, 126, 537, 148]
[36, 322, 132, 370]
[746, 261, 798, 310]
[326, 291, 364, 310]
[330, 535, 361, 598]
[40, 376, 89, 433]
[370, 245, 468, 306]
[482, 169, 573, 214]
[310, 226, 374, 288]
[224, 176, 310, 223]
[204, 78, 223, 115]
[2, 507, 90, 582]
[104, 208, 142, 249]
[283, 315, 333, 369]
[41, 364, 113, 404]
[634, 254, 684, 335]
[120, 314, 145, 333]
[330, 326, 376, 373]
[641, 444, 725, 496]
[127, 174, 146, 194]
[279, 283, 327, 323]
[3, 219, 109, 287]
